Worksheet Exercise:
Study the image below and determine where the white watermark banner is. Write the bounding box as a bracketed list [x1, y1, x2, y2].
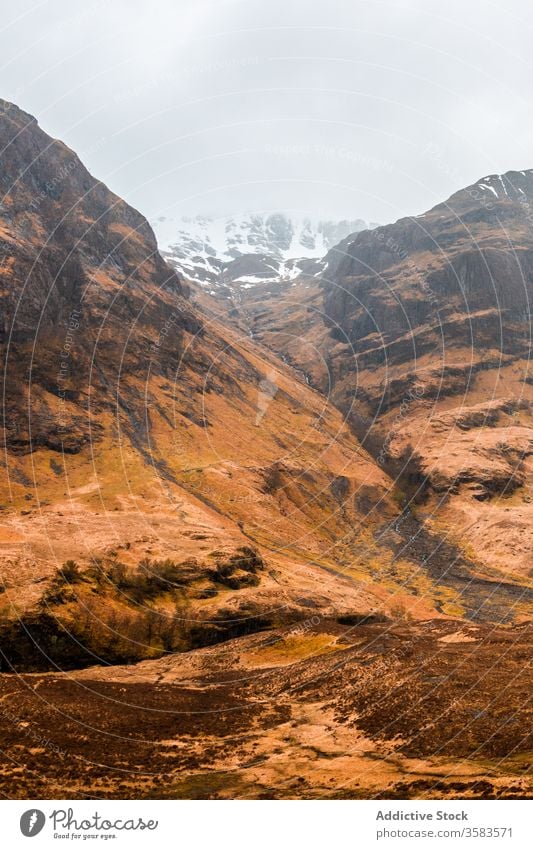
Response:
[1, 799, 531, 847]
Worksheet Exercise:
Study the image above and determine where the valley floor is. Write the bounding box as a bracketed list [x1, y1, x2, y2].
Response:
[0, 618, 530, 799]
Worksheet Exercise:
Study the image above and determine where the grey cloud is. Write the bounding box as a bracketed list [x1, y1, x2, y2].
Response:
[1, 0, 532, 229]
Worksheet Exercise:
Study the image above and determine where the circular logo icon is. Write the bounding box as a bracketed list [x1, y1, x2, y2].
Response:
[20, 810, 46, 837]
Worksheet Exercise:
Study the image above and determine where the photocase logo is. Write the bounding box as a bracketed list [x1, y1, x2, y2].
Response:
[20, 809, 46, 837]
[255, 369, 279, 425]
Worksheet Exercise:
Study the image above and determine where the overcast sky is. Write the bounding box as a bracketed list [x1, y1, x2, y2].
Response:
[2, 0, 533, 233]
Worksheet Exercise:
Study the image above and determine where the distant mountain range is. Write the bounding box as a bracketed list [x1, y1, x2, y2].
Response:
[152, 213, 377, 286]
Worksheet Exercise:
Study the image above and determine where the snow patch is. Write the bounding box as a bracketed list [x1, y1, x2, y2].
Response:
[479, 182, 498, 197]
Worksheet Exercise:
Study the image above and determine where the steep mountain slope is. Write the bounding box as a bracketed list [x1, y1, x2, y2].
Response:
[221, 170, 533, 591]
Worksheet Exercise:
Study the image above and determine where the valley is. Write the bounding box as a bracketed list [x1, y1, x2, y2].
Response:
[0, 99, 531, 800]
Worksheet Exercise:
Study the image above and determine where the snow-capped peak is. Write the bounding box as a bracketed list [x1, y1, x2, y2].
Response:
[151, 212, 373, 286]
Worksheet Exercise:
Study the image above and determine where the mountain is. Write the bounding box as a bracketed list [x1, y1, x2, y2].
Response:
[220, 168, 533, 589]
[0, 100, 530, 801]
[153, 212, 374, 286]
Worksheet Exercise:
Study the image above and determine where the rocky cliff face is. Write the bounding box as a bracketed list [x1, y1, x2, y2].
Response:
[319, 168, 533, 433]
[320, 169, 533, 367]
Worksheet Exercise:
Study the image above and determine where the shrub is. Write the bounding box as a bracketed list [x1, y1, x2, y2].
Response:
[40, 560, 84, 605]
[389, 601, 414, 623]
[209, 547, 265, 589]
[59, 560, 82, 583]
[103, 558, 190, 603]
[337, 612, 389, 626]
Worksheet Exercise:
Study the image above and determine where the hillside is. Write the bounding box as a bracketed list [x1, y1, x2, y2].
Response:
[218, 170, 533, 592]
